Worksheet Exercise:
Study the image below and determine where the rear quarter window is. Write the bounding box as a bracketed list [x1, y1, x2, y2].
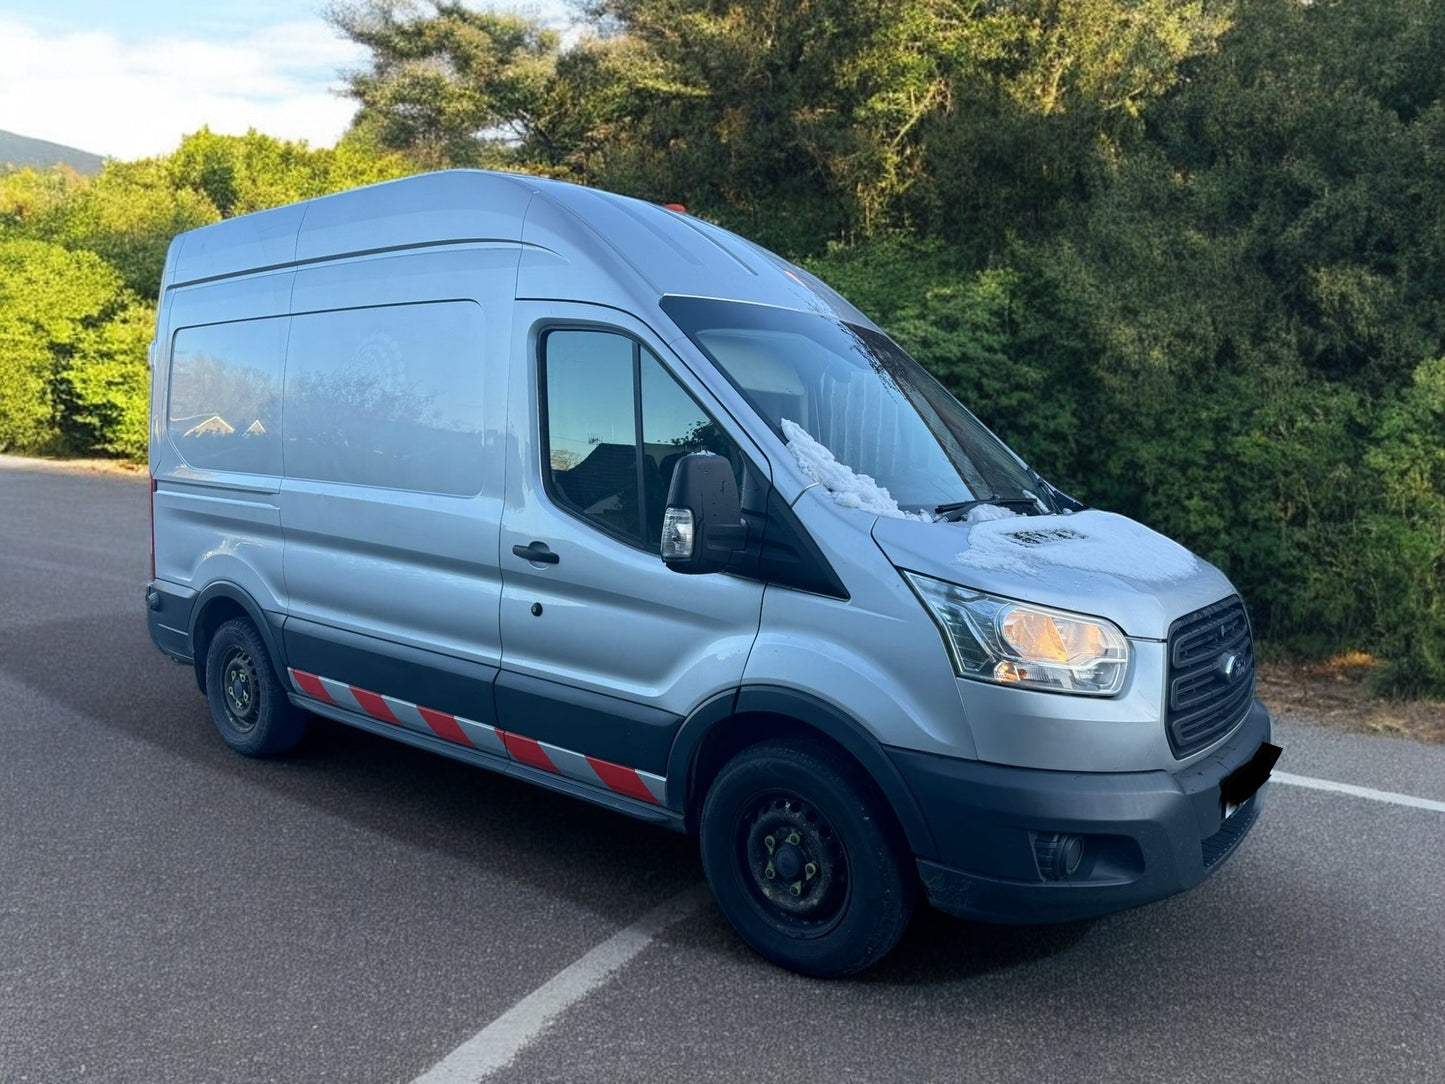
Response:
[167, 317, 287, 476]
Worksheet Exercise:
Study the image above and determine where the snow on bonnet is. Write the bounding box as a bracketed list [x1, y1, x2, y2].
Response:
[956, 510, 1202, 582]
[963, 503, 1020, 524]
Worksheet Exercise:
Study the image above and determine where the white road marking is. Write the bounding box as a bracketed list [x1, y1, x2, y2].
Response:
[410, 768, 1443, 1083]
[1273, 771, 1445, 813]
[410, 885, 710, 1084]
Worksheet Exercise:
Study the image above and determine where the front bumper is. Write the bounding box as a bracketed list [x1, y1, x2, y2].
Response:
[887, 699, 1274, 924]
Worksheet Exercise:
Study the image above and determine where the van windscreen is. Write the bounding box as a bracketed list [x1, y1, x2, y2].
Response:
[661, 296, 1050, 516]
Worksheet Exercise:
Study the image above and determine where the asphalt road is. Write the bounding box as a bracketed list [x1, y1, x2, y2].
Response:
[2, 458, 1442, 1084]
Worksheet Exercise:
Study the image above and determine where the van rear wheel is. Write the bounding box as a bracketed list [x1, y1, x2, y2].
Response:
[699, 739, 914, 977]
[204, 618, 307, 756]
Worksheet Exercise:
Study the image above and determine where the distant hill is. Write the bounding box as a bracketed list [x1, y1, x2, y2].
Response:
[0, 129, 104, 175]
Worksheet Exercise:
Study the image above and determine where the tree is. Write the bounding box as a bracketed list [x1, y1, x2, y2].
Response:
[328, 0, 563, 168]
[1361, 358, 1445, 694]
[330, 0, 1236, 251]
[0, 165, 86, 227]
[28, 158, 220, 298]
[58, 301, 156, 460]
[0, 240, 139, 453]
[166, 127, 415, 218]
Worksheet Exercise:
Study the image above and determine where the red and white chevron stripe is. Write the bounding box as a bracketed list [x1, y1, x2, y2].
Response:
[288, 668, 666, 806]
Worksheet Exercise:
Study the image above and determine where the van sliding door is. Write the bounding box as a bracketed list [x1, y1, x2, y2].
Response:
[277, 247, 518, 729]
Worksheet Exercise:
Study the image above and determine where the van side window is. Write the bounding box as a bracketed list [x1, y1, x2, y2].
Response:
[284, 301, 486, 496]
[542, 330, 741, 549]
[168, 317, 288, 476]
[640, 350, 742, 546]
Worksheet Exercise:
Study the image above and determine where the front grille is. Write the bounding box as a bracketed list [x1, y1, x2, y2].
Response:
[1166, 596, 1255, 758]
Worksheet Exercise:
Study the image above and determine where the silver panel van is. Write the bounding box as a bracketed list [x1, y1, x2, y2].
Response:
[146, 169, 1279, 976]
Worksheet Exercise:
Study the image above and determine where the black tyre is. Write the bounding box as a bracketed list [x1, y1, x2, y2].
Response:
[699, 739, 915, 977]
[204, 618, 307, 756]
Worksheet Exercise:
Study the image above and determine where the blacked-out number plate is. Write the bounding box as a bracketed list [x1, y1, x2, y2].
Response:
[1221, 742, 1283, 818]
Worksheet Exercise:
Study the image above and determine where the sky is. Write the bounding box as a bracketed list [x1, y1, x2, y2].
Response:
[0, 0, 575, 161]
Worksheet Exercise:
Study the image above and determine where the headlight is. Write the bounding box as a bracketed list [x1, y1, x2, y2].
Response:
[902, 571, 1130, 695]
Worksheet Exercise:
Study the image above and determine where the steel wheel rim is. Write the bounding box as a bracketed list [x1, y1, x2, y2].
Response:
[221, 649, 260, 732]
[736, 791, 849, 938]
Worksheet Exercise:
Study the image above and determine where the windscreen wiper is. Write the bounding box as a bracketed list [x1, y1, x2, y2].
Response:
[933, 497, 1044, 523]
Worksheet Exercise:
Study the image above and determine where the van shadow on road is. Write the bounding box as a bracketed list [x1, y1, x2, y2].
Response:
[4, 612, 1090, 984]
[2, 614, 697, 918]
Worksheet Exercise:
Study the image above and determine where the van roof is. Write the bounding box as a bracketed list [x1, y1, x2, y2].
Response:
[163, 169, 872, 327]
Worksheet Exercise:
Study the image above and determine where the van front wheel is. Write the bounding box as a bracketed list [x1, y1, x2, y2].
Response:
[204, 618, 307, 756]
[699, 740, 914, 977]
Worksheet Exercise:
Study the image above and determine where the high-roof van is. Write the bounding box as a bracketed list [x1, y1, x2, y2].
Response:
[146, 169, 1279, 976]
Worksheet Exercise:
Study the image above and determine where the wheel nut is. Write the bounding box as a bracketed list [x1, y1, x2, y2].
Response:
[764, 863, 775, 879]
[804, 862, 817, 879]
[787, 831, 801, 846]
[764, 835, 775, 853]
[790, 881, 803, 896]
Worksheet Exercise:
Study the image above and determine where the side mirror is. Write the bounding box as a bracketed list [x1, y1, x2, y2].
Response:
[661, 453, 746, 574]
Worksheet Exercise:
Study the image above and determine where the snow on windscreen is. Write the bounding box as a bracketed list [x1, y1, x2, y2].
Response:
[957, 510, 1202, 581]
[779, 420, 1198, 584]
[781, 419, 933, 521]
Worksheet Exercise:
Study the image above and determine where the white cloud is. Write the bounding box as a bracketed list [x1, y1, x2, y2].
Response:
[0, 15, 368, 159]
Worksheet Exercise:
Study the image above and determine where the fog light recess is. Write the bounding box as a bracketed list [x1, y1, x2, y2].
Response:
[1034, 832, 1085, 880]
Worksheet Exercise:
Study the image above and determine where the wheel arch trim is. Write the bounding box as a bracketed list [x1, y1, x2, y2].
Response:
[189, 581, 289, 690]
[668, 685, 939, 861]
